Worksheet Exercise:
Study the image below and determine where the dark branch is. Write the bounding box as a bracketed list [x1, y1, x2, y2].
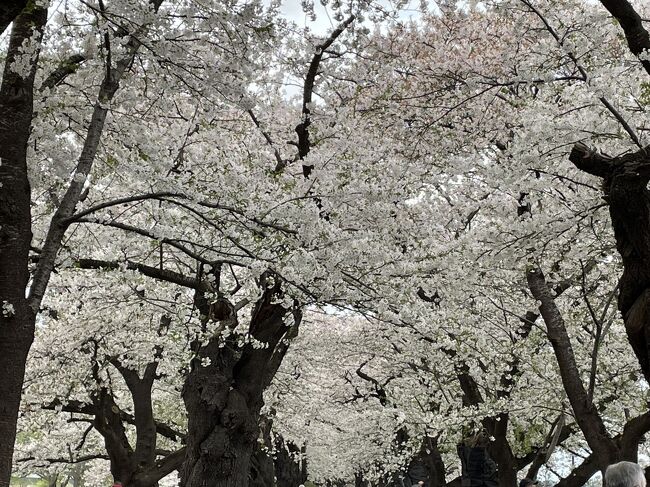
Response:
[294, 15, 355, 176]
[568, 142, 617, 179]
[41, 398, 185, 442]
[74, 258, 210, 291]
[599, 0, 650, 76]
[40, 54, 87, 91]
[16, 454, 109, 465]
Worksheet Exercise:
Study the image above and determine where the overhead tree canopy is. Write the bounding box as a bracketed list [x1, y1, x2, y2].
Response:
[4, 0, 650, 486]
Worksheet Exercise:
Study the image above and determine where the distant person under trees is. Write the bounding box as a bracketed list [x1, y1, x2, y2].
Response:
[457, 429, 498, 487]
[397, 456, 429, 487]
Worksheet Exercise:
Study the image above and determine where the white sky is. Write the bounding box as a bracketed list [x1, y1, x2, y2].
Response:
[278, 0, 425, 34]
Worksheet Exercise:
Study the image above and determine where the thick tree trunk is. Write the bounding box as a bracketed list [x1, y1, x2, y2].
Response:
[0, 312, 34, 486]
[180, 340, 258, 487]
[0, 6, 47, 486]
[418, 437, 446, 487]
[570, 145, 650, 383]
[181, 276, 300, 487]
[485, 414, 517, 487]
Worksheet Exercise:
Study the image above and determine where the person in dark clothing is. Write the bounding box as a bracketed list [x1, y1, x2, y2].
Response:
[395, 456, 429, 487]
[405, 457, 429, 487]
[457, 429, 498, 487]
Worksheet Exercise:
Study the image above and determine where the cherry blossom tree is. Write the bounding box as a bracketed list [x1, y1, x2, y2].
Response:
[0, 0, 287, 484]
[263, 1, 650, 484]
[7, 2, 650, 487]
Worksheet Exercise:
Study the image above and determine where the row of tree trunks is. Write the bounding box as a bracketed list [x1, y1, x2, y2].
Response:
[44, 365, 308, 487]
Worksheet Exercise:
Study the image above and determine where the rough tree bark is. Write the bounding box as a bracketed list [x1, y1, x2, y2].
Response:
[93, 385, 186, 487]
[569, 144, 650, 383]
[526, 266, 650, 472]
[180, 273, 301, 487]
[0, 6, 47, 486]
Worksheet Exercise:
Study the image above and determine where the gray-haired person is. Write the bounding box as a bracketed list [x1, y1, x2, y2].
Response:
[605, 461, 647, 487]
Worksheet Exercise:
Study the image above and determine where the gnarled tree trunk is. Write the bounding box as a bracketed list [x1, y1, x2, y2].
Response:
[570, 145, 650, 383]
[180, 274, 301, 487]
[181, 338, 258, 487]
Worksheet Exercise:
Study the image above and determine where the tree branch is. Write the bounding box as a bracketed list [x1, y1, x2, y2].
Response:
[247, 109, 284, 170]
[520, 0, 643, 147]
[133, 447, 186, 485]
[599, 0, 650, 77]
[41, 398, 185, 442]
[568, 142, 617, 178]
[74, 257, 210, 291]
[526, 267, 618, 468]
[16, 454, 109, 465]
[64, 192, 181, 224]
[28, 6, 159, 313]
[293, 15, 355, 176]
[40, 54, 87, 92]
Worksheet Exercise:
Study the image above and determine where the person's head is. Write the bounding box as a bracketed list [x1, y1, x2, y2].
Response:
[605, 461, 646, 487]
[465, 428, 489, 447]
[519, 478, 538, 487]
